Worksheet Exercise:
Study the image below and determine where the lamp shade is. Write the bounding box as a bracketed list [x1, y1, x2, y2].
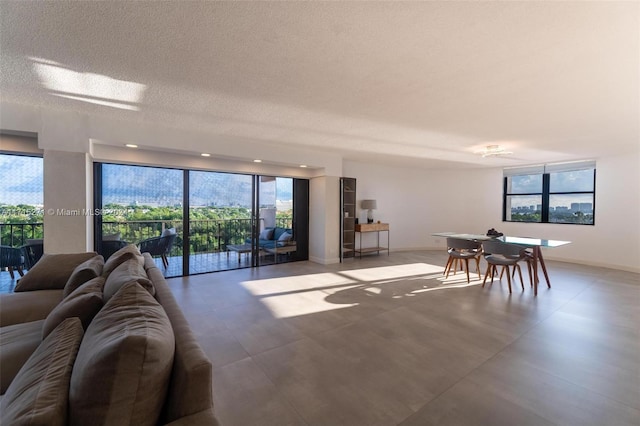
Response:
[361, 200, 377, 210]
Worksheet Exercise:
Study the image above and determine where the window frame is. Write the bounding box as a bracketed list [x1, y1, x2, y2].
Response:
[503, 161, 596, 225]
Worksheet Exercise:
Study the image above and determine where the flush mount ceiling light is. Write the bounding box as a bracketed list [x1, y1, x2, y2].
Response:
[253, 159, 262, 163]
[200, 153, 211, 157]
[124, 144, 138, 148]
[475, 144, 513, 157]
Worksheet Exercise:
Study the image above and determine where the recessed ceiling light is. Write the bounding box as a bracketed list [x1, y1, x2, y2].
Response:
[253, 159, 262, 163]
[300, 165, 308, 168]
[201, 153, 211, 157]
[125, 144, 138, 148]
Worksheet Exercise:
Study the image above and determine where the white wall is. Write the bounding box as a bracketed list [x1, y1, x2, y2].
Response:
[345, 155, 640, 273]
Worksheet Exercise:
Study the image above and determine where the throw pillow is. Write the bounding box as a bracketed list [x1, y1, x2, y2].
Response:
[278, 231, 293, 242]
[259, 228, 274, 240]
[63, 255, 104, 298]
[161, 227, 176, 237]
[102, 244, 143, 277]
[103, 258, 154, 302]
[42, 276, 105, 339]
[0, 318, 84, 426]
[15, 252, 99, 292]
[69, 282, 175, 426]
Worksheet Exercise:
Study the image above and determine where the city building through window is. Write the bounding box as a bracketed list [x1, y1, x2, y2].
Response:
[503, 160, 596, 225]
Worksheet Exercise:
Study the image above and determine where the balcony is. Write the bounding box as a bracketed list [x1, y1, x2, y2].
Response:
[0, 217, 295, 291]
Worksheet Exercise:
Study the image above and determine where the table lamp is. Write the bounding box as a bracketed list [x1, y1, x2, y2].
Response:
[361, 199, 377, 223]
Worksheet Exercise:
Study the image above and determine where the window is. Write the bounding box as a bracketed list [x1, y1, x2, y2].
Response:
[0, 153, 44, 246]
[503, 161, 595, 225]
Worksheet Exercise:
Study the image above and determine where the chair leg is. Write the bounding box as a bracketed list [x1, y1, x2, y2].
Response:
[445, 256, 454, 278]
[505, 266, 513, 293]
[516, 264, 524, 290]
[475, 257, 481, 280]
[161, 254, 169, 268]
[482, 263, 492, 287]
[17, 266, 24, 277]
[464, 258, 470, 283]
[8, 267, 15, 279]
[444, 255, 453, 277]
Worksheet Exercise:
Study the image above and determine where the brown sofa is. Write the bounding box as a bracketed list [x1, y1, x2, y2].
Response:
[0, 248, 218, 425]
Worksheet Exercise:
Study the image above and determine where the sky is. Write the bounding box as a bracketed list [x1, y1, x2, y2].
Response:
[0, 154, 44, 205]
[0, 155, 294, 208]
[101, 164, 292, 208]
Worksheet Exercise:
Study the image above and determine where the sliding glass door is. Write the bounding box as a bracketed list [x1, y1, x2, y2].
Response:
[95, 163, 307, 277]
[189, 171, 254, 274]
[97, 164, 184, 277]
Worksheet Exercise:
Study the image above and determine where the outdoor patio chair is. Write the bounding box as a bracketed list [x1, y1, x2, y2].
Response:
[139, 229, 177, 268]
[21, 241, 44, 269]
[101, 240, 128, 260]
[0, 245, 24, 279]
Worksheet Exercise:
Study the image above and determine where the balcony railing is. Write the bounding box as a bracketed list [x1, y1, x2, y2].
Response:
[102, 217, 293, 256]
[0, 222, 44, 247]
[1, 217, 293, 257]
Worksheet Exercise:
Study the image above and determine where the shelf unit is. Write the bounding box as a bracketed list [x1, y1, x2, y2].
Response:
[340, 177, 356, 261]
[355, 223, 390, 258]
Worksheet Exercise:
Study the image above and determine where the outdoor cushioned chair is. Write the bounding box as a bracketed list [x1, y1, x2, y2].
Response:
[0, 245, 24, 279]
[101, 240, 128, 260]
[139, 228, 177, 268]
[21, 241, 44, 270]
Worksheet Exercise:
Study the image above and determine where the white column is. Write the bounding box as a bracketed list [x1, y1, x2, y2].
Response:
[43, 150, 93, 253]
[309, 175, 340, 264]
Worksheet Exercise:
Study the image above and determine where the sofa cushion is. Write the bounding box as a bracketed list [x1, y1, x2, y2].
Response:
[15, 252, 99, 292]
[103, 258, 154, 302]
[69, 281, 175, 426]
[0, 320, 44, 394]
[0, 318, 83, 426]
[0, 290, 63, 328]
[42, 277, 105, 339]
[102, 244, 144, 277]
[63, 255, 104, 298]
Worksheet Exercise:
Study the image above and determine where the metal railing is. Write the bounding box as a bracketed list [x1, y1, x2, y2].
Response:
[1, 217, 293, 256]
[103, 217, 293, 256]
[0, 222, 44, 247]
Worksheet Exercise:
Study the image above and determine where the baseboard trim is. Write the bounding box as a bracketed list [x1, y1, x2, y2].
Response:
[542, 256, 640, 274]
[309, 255, 340, 265]
[389, 248, 640, 274]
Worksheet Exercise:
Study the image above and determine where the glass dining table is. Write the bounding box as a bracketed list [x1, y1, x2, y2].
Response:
[433, 232, 571, 296]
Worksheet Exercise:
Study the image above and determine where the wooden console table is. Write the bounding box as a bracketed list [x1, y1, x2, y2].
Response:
[355, 223, 389, 258]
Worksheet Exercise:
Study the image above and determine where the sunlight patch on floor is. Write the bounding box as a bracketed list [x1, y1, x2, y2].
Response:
[339, 263, 445, 282]
[237, 262, 484, 318]
[259, 290, 358, 318]
[240, 272, 358, 296]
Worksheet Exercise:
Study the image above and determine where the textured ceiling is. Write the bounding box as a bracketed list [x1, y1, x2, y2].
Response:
[1, 1, 638, 169]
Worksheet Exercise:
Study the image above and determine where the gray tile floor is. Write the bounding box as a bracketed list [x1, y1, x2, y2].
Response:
[165, 250, 640, 426]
